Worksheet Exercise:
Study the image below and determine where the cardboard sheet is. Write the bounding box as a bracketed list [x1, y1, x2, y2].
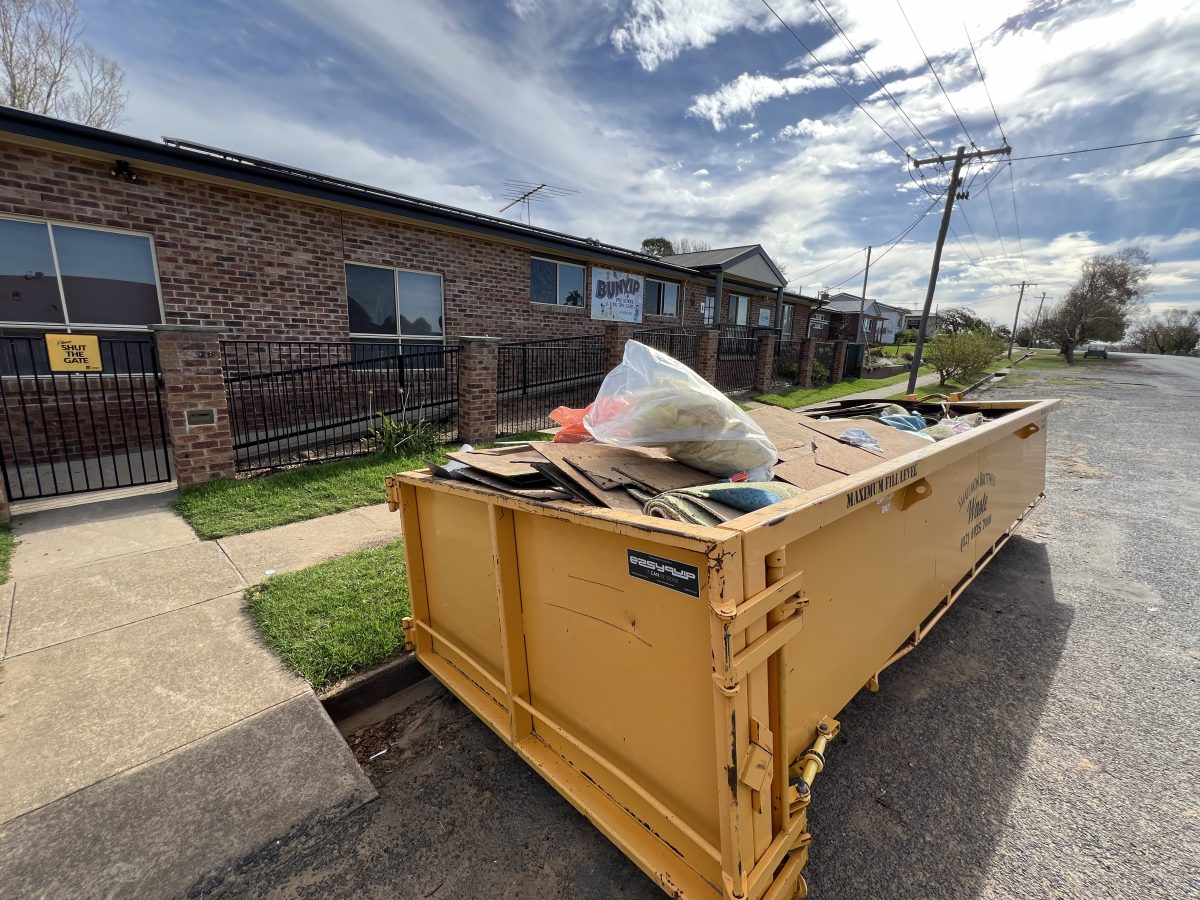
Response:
[447, 446, 545, 480]
[531, 443, 710, 496]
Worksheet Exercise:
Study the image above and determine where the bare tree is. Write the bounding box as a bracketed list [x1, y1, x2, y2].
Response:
[1035, 247, 1153, 364]
[0, 0, 126, 128]
[673, 237, 712, 254]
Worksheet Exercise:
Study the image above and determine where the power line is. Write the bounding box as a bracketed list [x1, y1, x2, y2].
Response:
[823, 192, 946, 289]
[964, 25, 1006, 144]
[1008, 131, 1200, 161]
[983, 173, 1014, 276]
[894, 0, 977, 148]
[759, 0, 911, 160]
[1007, 163, 1029, 279]
[808, 0, 938, 157]
[794, 246, 866, 281]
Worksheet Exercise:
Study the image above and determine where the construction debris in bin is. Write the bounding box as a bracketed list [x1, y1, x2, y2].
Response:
[430, 341, 1002, 523]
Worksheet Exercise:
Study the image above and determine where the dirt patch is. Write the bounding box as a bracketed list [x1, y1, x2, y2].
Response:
[1053, 444, 1111, 479]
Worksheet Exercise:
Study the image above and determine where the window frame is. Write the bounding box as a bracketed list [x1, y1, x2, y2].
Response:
[703, 292, 716, 326]
[643, 278, 680, 318]
[0, 212, 166, 333]
[530, 255, 587, 308]
[729, 294, 750, 326]
[780, 304, 795, 339]
[345, 260, 446, 345]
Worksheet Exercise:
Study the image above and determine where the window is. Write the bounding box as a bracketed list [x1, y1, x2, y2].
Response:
[729, 294, 750, 326]
[703, 293, 716, 326]
[780, 304, 795, 339]
[0, 216, 162, 330]
[530, 257, 585, 307]
[346, 263, 444, 346]
[808, 312, 829, 337]
[643, 279, 679, 317]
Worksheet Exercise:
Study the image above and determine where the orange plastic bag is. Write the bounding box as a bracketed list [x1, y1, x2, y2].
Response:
[549, 404, 593, 443]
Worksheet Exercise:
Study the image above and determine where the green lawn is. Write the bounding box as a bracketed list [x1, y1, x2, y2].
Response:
[175, 431, 551, 540]
[247, 540, 409, 689]
[880, 352, 1031, 401]
[0, 524, 12, 583]
[757, 368, 921, 409]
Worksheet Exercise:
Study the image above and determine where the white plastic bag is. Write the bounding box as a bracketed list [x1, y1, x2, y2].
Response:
[583, 340, 777, 479]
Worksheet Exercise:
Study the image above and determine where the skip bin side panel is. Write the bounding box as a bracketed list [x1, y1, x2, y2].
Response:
[515, 513, 724, 868]
[414, 488, 506, 691]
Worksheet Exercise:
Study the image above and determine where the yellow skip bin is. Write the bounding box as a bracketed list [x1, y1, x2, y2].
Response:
[386, 397, 1058, 899]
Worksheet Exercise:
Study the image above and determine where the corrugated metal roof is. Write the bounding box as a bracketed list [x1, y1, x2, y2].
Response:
[660, 246, 758, 267]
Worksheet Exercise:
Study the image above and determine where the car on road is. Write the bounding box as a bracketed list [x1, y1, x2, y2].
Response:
[1084, 343, 1108, 359]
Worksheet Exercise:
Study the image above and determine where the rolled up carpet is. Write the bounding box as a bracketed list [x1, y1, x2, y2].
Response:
[644, 481, 807, 525]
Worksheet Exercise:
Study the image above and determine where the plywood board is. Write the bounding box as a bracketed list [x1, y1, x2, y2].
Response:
[797, 415, 930, 459]
[530, 461, 644, 513]
[447, 447, 545, 480]
[531, 443, 709, 495]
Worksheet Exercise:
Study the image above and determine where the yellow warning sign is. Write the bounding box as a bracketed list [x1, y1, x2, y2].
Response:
[44, 333, 103, 373]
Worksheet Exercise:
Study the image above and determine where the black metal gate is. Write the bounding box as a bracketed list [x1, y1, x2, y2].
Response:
[0, 333, 172, 501]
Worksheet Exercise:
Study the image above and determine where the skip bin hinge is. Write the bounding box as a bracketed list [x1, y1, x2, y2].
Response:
[401, 616, 416, 652]
[1015, 422, 1041, 439]
[897, 478, 933, 510]
[740, 717, 774, 814]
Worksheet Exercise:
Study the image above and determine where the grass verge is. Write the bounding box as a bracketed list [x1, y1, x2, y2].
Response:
[757, 369, 922, 409]
[174, 431, 551, 540]
[0, 524, 12, 583]
[247, 540, 409, 689]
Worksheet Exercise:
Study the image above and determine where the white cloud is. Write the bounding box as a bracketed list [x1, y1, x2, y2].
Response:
[749, 131, 762, 141]
[738, 122, 758, 131]
[693, 168, 710, 175]
[688, 72, 833, 130]
[779, 118, 845, 140]
[1121, 145, 1200, 180]
[611, 0, 812, 71]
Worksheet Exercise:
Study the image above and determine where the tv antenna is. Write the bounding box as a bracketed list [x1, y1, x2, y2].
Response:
[499, 180, 578, 225]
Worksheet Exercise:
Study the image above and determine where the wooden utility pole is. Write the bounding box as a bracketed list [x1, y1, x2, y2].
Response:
[1008, 281, 1037, 359]
[858, 244, 872, 343]
[907, 143, 1012, 395]
[1029, 291, 1047, 346]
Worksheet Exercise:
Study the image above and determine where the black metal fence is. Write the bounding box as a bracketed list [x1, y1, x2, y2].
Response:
[813, 341, 835, 386]
[0, 333, 172, 500]
[715, 325, 762, 392]
[775, 340, 805, 383]
[843, 342, 866, 379]
[496, 334, 605, 436]
[631, 327, 701, 367]
[222, 340, 458, 472]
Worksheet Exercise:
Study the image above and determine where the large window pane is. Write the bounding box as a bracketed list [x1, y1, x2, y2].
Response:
[558, 263, 584, 307]
[52, 225, 160, 326]
[661, 283, 679, 317]
[643, 280, 662, 316]
[347, 264, 397, 334]
[397, 271, 443, 336]
[531, 258, 557, 304]
[0, 219, 64, 324]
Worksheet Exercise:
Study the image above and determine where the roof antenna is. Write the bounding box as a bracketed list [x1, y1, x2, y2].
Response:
[498, 180, 578, 225]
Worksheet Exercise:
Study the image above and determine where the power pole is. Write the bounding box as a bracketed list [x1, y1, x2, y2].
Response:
[858, 244, 872, 344]
[1029, 291, 1047, 347]
[1008, 281, 1037, 359]
[907, 142, 1012, 395]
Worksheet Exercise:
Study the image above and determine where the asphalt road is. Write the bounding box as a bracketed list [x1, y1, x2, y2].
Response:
[192, 352, 1200, 900]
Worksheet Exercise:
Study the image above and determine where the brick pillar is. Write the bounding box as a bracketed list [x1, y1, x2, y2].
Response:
[150, 325, 235, 489]
[603, 323, 638, 370]
[798, 338, 815, 389]
[458, 336, 500, 445]
[753, 329, 776, 394]
[697, 328, 719, 384]
[0, 472, 10, 525]
[831, 339, 848, 384]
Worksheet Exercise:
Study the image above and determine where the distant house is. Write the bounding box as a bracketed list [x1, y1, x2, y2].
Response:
[875, 302, 907, 344]
[902, 311, 941, 337]
[820, 293, 889, 344]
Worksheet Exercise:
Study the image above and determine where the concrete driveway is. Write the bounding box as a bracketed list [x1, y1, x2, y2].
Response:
[193, 352, 1200, 900]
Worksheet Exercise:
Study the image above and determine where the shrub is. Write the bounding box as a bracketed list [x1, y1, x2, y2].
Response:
[370, 413, 440, 456]
[775, 360, 799, 381]
[811, 360, 831, 386]
[922, 331, 1001, 386]
[902, 351, 915, 362]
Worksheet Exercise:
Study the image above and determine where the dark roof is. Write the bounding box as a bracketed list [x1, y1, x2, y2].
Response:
[660, 245, 758, 267]
[0, 107, 699, 281]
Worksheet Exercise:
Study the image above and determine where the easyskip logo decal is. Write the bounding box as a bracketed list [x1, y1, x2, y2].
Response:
[627, 550, 701, 597]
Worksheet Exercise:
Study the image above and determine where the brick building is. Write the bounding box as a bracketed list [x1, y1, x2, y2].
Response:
[0, 108, 814, 348]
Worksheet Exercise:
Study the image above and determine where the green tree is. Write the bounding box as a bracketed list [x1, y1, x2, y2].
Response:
[1125, 307, 1200, 355]
[1036, 247, 1152, 364]
[640, 237, 674, 257]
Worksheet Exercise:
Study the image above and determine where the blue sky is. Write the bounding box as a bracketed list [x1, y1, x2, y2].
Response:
[82, 0, 1199, 323]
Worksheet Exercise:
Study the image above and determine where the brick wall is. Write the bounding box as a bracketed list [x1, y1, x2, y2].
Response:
[0, 139, 720, 344]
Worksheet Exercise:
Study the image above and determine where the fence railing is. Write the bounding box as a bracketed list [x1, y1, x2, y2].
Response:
[631, 327, 701, 367]
[496, 334, 605, 436]
[714, 326, 759, 392]
[0, 333, 172, 500]
[775, 340, 805, 382]
[222, 340, 458, 472]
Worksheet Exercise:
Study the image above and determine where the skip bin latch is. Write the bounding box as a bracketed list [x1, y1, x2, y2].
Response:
[401, 616, 416, 652]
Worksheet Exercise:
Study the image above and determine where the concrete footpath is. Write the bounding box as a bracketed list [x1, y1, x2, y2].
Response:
[0, 492, 403, 899]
